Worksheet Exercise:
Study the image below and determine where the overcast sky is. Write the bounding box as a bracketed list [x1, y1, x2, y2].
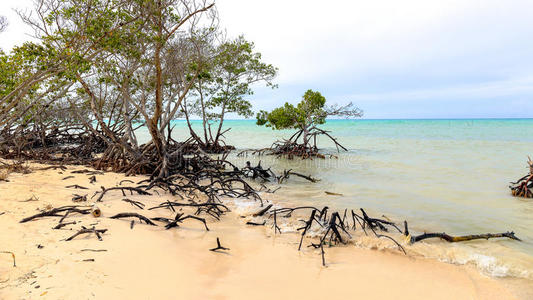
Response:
[2, 0, 533, 118]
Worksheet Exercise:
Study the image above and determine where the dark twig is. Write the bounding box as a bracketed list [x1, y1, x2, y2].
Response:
[246, 221, 266, 226]
[209, 237, 229, 252]
[66, 184, 88, 190]
[122, 198, 145, 209]
[0, 251, 16, 267]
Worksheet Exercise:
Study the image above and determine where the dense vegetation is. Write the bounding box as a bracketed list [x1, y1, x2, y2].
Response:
[0, 0, 278, 176]
[0, 0, 364, 173]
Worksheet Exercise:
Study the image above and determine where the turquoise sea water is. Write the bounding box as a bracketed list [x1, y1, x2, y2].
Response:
[138, 119, 533, 279]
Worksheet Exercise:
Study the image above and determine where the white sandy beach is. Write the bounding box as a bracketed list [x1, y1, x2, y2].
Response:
[0, 164, 532, 300]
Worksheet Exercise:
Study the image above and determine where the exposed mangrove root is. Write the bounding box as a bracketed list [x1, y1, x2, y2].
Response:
[20, 205, 92, 223]
[95, 186, 151, 202]
[277, 169, 320, 183]
[122, 198, 145, 209]
[209, 237, 229, 252]
[510, 157, 533, 198]
[65, 227, 108, 241]
[258, 185, 281, 193]
[260, 203, 521, 266]
[53, 221, 77, 229]
[242, 161, 275, 181]
[298, 209, 319, 250]
[149, 201, 229, 221]
[163, 213, 209, 231]
[109, 213, 156, 226]
[237, 127, 347, 159]
[320, 243, 326, 266]
[359, 208, 403, 234]
[272, 210, 282, 234]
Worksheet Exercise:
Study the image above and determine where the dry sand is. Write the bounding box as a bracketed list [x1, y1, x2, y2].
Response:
[0, 163, 531, 299]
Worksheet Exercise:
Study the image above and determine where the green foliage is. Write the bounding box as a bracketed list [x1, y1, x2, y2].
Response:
[207, 35, 277, 118]
[256, 89, 327, 130]
[0, 42, 58, 99]
[182, 34, 277, 147]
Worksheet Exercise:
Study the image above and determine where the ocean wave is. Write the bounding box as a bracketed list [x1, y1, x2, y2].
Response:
[223, 197, 533, 281]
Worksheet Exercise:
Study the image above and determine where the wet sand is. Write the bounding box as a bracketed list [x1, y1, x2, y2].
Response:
[0, 163, 530, 299]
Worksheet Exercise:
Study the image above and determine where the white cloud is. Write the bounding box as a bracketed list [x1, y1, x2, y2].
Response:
[340, 76, 533, 102]
[2, 0, 533, 118]
[0, 0, 35, 51]
[218, 0, 533, 84]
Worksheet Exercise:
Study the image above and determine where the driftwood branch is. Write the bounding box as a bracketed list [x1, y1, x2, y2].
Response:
[65, 227, 108, 241]
[110, 213, 156, 225]
[122, 198, 145, 209]
[410, 230, 521, 243]
[20, 205, 91, 223]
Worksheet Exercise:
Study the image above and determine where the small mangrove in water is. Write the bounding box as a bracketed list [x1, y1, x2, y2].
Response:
[510, 157, 533, 198]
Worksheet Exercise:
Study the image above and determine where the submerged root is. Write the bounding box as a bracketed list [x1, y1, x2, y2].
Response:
[237, 127, 346, 160]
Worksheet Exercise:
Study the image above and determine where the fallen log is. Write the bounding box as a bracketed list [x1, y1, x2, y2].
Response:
[411, 231, 521, 243]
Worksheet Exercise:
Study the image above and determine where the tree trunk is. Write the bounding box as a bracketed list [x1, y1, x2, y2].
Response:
[198, 83, 209, 145]
[214, 101, 226, 146]
[150, 1, 164, 159]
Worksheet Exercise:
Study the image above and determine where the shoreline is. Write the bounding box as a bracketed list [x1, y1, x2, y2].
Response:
[1, 163, 532, 299]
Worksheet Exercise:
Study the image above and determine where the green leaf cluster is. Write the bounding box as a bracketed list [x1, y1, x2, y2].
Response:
[256, 89, 327, 130]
